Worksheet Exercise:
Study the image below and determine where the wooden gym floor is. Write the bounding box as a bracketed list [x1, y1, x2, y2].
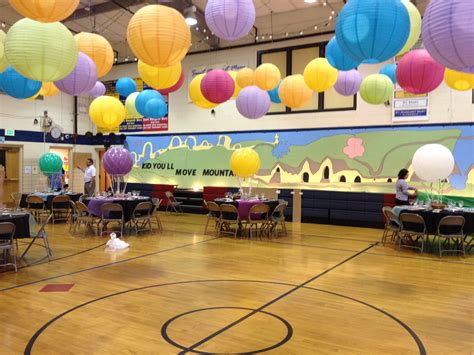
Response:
[0, 213, 473, 354]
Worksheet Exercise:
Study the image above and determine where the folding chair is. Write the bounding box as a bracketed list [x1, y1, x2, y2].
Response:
[204, 201, 221, 235]
[74, 201, 99, 234]
[244, 204, 270, 239]
[434, 216, 466, 258]
[267, 202, 288, 238]
[99, 203, 124, 237]
[165, 191, 183, 213]
[151, 198, 163, 232]
[381, 206, 400, 245]
[51, 195, 71, 224]
[21, 213, 53, 261]
[397, 213, 428, 254]
[131, 201, 153, 235]
[0, 222, 17, 272]
[219, 204, 241, 238]
[27, 195, 49, 222]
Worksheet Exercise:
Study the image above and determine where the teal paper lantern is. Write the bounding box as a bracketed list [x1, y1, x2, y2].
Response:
[135, 89, 164, 117]
[5, 18, 78, 82]
[268, 81, 282, 103]
[335, 0, 410, 64]
[379, 64, 397, 84]
[39, 152, 63, 176]
[145, 98, 168, 118]
[116, 77, 137, 98]
[326, 37, 360, 71]
[0, 66, 41, 99]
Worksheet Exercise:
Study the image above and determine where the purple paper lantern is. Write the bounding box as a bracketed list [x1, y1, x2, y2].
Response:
[236, 86, 271, 119]
[88, 81, 106, 98]
[334, 70, 362, 96]
[422, 0, 474, 74]
[102, 147, 134, 177]
[200, 69, 235, 104]
[55, 52, 98, 96]
[205, 0, 256, 41]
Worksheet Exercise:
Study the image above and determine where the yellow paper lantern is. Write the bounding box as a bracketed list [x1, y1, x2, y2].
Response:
[9, 0, 80, 23]
[397, 0, 422, 55]
[444, 69, 474, 91]
[127, 5, 191, 68]
[75, 32, 114, 78]
[138, 60, 181, 90]
[0, 30, 6, 73]
[278, 75, 313, 109]
[254, 63, 281, 91]
[89, 96, 126, 130]
[40, 82, 59, 97]
[5, 19, 78, 82]
[230, 148, 261, 178]
[228, 71, 242, 99]
[188, 74, 218, 109]
[303, 58, 338, 92]
[236, 67, 255, 88]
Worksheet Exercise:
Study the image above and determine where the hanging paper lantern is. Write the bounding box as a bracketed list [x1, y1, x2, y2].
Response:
[0, 66, 41, 99]
[335, 0, 410, 64]
[189, 74, 218, 109]
[88, 81, 106, 98]
[115, 77, 137, 98]
[236, 86, 271, 119]
[102, 147, 134, 177]
[360, 74, 394, 105]
[236, 68, 255, 88]
[9, 0, 79, 23]
[334, 70, 362, 96]
[326, 37, 360, 71]
[135, 90, 164, 117]
[89, 96, 126, 130]
[230, 148, 260, 178]
[200, 69, 235, 104]
[397, 0, 421, 55]
[39, 153, 62, 177]
[0, 30, 7, 73]
[412, 144, 455, 183]
[125, 92, 143, 118]
[127, 5, 191, 67]
[268, 81, 282, 104]
[5, 18, 78, 82]
[75, 33, 114, 78]
[228, 71, 242, 99]
[145, 98, 168, 119]
[444, 69, 474, 91]
[205, 0, 256, 41]
[255, 63, 281, 91]
[55, 52, 97, 96]
[304, 58, 338, 92]
[138, 60, 181, 90]
[39, 82, 59, 97]
[379, 64, 397, 84]
[396, 49, 445, 94]
[159, 71, 185, 95]
[278, 75, 313, 109]
[422, 0, 474, 74]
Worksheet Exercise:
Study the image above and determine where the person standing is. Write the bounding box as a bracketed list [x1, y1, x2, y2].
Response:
[395, 168, 416, 206]
[77, 159, 96, 196]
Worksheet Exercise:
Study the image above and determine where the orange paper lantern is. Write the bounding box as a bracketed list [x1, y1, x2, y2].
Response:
[75, 32, 114, 78]
[9, 0, 80, 23]
[40, 82, 59, 97]
[236, 67, 254, 88]
[278, 75, 313, 109]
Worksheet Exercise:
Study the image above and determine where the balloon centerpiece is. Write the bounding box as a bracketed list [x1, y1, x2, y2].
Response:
[102, 147, 134, 195]
[230, 147, 261, 199]
[39, 152, 63, 177]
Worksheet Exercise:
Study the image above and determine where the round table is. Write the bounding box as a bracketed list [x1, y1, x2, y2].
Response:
[0, 212, 31, 239]
[214, 198, 279, 219]
[399, 208, 474, 235]
[85, 197, 152, 222]
[20, 192, 82, 209]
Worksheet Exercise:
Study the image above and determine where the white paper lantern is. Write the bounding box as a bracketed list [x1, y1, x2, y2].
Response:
[412, 144, 455, 182]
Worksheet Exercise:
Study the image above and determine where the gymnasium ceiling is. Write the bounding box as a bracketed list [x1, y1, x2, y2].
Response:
[0, 0, 430, 62]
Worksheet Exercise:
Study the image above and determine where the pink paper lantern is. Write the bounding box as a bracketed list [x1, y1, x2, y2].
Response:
[396, 49, 445, 94]
[200, 69, 235, 104]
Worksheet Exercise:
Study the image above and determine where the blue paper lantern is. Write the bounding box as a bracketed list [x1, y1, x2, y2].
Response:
[326, 37, 360, 71]
[379, 64, 397, 84]
[268, 81, 281, 104]
[0, 66, 41, 99]
[135, 89, 164, 116]
[335, 0, 410, 64]
[116, 77, 137, 98]
[145, 98, 168, 118]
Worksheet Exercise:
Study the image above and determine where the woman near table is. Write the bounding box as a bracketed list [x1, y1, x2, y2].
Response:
[395, 169, 416, 206]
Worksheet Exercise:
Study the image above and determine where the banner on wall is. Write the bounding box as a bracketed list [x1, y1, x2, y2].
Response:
[100, 77, 169, 133]
[126, 125, 474, 197]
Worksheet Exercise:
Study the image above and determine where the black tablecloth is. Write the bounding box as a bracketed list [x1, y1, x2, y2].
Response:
[20, 193, 82, 209]
[83, 197, 153, 222]
[400, 209, 474, 235]
[0, 213, 31, 239]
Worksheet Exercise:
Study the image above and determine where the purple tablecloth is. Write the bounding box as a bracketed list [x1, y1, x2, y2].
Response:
[86, 197, 151, 222]
[236, 199, 264, 219]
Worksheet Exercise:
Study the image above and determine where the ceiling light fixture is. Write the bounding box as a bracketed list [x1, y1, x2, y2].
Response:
[304, 0, 317, 3]
[184, 6, 198, 26]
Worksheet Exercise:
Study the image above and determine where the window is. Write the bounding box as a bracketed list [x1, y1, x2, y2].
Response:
[340, 176, 346, 183]
[302, 172, 309, 183]
[258, 42, 357, 114]
[354, 176, 361, 183]
[323, 167, 330, 180]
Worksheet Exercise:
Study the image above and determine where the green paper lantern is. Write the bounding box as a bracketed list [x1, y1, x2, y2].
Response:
[360, 74, 394, 105]
[0, 30, 7, 73]
[5, 18, 78, 82]
[39, 153, 63, 176]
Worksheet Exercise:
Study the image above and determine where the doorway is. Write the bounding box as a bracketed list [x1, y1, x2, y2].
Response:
[0, 147, 21, 207]
[50, 147, 71, 188]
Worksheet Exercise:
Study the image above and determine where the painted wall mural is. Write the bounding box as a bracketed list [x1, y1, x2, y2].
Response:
[126, 124, 474, 197]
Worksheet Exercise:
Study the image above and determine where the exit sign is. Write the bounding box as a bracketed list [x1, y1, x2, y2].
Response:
[5, 129, 15, 136]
